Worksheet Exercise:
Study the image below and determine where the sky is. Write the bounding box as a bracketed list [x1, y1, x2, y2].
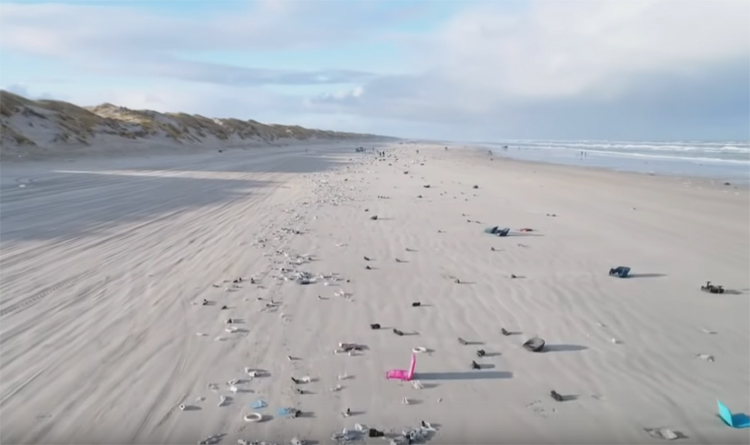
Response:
[0, 0, 748, 141]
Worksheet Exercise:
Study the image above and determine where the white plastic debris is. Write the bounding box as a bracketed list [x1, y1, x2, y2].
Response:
[243, 412, 263, 422]
[645, 427, 680, 440]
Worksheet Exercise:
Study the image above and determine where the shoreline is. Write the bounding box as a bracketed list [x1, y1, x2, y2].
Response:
[420, 141, 750, 194]
[432, 140, 750, 188]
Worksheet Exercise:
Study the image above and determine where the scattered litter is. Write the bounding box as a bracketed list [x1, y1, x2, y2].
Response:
[386, 353, 417, 381]
[412, 347, 427, 354]
[696, 353, 715, 362]
[370, 323, 381, 330]
[644, 428, 682, 440]
[700, 328, 717, 335]
[179, 403, 186, 411]
[523, 337, 546, 352]
[199, 434, 223, 445]
[332, 428, 360, 443]
[218, 395, 228, 407]
[277, 407, 301, 418]
[701, 281, 725, 294]
[411, 301, 421, 307]
[717, 400, 750, 428]
[336, 343, 365, 353]
[550, 391, 564, 402]
[609, 266, 631, 278]
[245, 368, 266, 378]
[292, 271, 317, 285]
[412, 380, 424, 389]
[484, 226, 510, 237]
[243, 412, 263, 422]
[196, 332, 207, 336]
[397, 423, 437, 444]
[330, 384, 343, 392]
[402, 397, 410, 405]
[251, 399, 267, 409]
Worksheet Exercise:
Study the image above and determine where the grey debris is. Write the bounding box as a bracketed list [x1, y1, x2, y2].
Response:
[644, 428, 682, 440]
[331, 428, 364, 443]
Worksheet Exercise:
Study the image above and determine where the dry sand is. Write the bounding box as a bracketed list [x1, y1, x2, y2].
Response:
[1, 142, 748, 444]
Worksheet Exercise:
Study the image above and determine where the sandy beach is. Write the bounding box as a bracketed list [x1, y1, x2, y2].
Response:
[1, 142, 748, 444]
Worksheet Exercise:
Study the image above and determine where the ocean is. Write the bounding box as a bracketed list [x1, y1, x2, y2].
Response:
[479, 140, 750, 184]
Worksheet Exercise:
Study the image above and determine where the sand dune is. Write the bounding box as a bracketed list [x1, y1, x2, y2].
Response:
[0, 90, 390, 161]
[0, 142, 748, 444]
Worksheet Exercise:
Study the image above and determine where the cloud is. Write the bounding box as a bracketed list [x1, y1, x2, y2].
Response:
[0, 1, 403, 56]
[0, 1, 398, 87]
[86, 54, 377, 87]
[307, 0, 750, 139]
[430, 0, 749, 99]
[1, 0, 748, 140]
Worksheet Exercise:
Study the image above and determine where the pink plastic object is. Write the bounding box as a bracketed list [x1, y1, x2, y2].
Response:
[386, 353, 417, 381]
